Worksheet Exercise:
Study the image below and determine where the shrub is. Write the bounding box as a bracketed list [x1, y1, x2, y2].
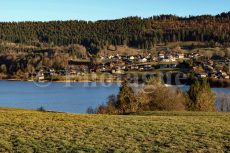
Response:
[139, 77, 187, 111]
[86, 106, 96, 114]
[97, 95, 118, 114]
[37, 106, 46, 112]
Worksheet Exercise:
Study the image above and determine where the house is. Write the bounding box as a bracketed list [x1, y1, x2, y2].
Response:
[139, 58, 147, 63]
[37, 71, 45, 80]
[47, 69, 55, 76]
[176, 53, 185, 59]
[129, 56, 135, 60]
[129, 65, 139, 70]
[152, 56, 157, 61]
[197, 73, 207, 78]
[158, 52, 165, 59]
[188, 54, 194, 58]
[139, 67, 144, 71]
[121, 66, 126, 70]
[217, 70, 227, 76]
[146, 54, 152, 60]
[69, 70, 77, 75]
[216, 70, 229, 79]
[144, 64, 152, 70]
[112, 67, 124, 74]
[100, 56, 105, 60]
[167, 55, 176, 62]
[162, 59, 170, 62]
[108, 55, 114, 59]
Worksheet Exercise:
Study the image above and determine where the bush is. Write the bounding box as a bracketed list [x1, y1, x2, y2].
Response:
[97, 95, 118, 114]
[86, 106, 96, 114]
[139, 77, 187, 111]
[37, 106, 46, 112]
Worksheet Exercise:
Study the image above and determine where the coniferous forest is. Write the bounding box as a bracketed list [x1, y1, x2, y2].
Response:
[0, 12, 230, 54]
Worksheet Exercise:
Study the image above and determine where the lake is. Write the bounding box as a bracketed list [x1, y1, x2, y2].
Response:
[174, 85, 230, 94]
[0, 81, 229, 113]
[0, 81, 120, 113]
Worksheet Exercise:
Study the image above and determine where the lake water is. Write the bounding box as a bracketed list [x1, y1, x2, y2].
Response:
[174, 85, 230, 94]
[0, 81, 229, 113]
[0, 81, 120, 113]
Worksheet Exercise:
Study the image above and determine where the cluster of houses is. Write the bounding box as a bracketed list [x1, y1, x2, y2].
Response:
[193, 59, 230, 79]
[85, 51, 186, 74]
[157, 51, 185, 62]
[105, 51, 186, 63]
[33, 51, 187, 80]
[33, 48, 230, 82]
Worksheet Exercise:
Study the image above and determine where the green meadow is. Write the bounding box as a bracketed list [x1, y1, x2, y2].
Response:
[0, 108, 229, 152]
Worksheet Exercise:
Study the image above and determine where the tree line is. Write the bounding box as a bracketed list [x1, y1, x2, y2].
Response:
[88, 78, 223, 115]
[1, 12, 230, 54]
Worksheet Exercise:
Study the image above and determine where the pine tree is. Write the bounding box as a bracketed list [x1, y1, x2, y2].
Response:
[116, 80, 139, 114]
[187, 79, 216, 111]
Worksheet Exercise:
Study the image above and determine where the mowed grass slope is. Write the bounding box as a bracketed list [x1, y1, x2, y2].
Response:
[0, 108, 229, 153]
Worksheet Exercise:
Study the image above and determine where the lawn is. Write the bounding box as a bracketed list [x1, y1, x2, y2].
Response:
[0, 108, 229, 152]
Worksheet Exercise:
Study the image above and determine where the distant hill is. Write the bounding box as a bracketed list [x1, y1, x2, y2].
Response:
[0, 12, 230, 54]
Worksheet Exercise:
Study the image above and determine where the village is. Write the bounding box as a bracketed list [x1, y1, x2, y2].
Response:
[36, 49, 230, 83]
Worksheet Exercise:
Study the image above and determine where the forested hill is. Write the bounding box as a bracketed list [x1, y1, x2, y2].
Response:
[0, 12, 230, 54]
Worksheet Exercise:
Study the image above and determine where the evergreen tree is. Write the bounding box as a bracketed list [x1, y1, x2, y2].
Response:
[116, 80, 139, 114]
[187, 79, 216, 111]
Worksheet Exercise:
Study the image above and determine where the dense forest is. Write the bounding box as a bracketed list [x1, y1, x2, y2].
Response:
[1, 12, 230, 54]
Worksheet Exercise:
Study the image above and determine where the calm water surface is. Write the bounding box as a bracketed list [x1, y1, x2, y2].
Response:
[0, 81, 120, 113]
[178, 85, 230, 94]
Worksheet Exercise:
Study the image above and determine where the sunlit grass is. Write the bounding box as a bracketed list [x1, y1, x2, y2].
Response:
[0, 108, 229, 152]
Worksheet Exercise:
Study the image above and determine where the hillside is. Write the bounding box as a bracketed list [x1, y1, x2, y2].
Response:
[0, 108, 229, 152]
[0, 12, 230, 54]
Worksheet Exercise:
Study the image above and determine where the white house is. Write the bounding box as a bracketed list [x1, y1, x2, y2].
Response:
[140, 58, 147, 63]
[108, 55, 114, 59]
[177, 53, 185, 59]
[158, 53, 165, 59]
[130, 56, 135, 60]
[197, 73, 207, 78]
[38, 71, 45, 80]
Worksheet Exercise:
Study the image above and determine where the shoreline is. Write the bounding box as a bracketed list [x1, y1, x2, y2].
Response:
[0, 78, 123, 84]
[0, 79, 230, 88]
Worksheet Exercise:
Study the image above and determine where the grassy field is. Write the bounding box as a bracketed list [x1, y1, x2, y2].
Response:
[0, 108, 229, 152]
